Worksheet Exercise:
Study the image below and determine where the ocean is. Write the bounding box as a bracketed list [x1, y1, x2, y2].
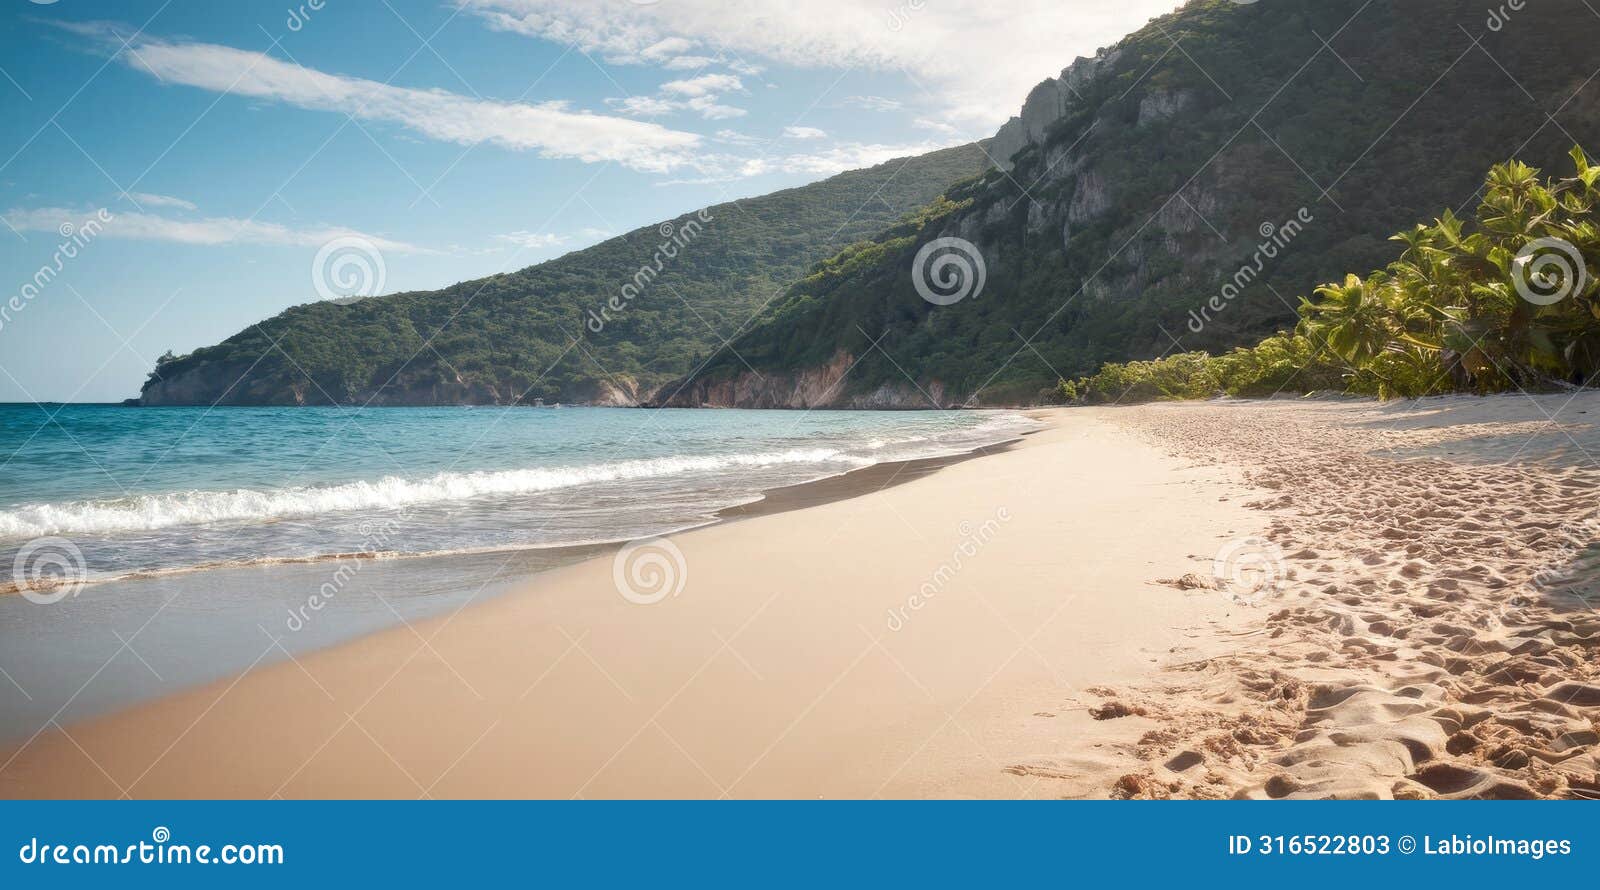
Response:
[1, 404, 1038, 586]
[0, 404, 1036, 733]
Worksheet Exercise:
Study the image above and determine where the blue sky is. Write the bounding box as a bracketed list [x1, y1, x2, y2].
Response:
[0, 0, 1175, 402]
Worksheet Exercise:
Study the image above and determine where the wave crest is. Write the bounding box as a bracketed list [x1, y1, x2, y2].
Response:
[0, 448, 869, 538]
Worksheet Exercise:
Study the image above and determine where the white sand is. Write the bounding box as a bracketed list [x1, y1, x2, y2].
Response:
[1050, 393, 1600, 799]
[0, 409, 1254, 799]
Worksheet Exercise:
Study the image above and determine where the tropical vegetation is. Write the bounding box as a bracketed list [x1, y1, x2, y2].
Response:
[1063, 150, 1600, 403]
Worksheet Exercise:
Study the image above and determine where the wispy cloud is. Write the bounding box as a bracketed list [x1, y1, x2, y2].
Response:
[713, 129, 767, 148]
[782, 126, 827, 140]
[743, 141, 954, 178]
[494, 230, 568, 249]
[660, 73, 742, 97]
[842, 95, 903, 112]
[66, 24, 703, 173]
[609, 73, 747, 120]
[653, 140, 950, 186]
[125, 192, 198, 211]
[463, 0, 1180, 126]
[913, 118, 963, 137]
[3, 206, 432, 254]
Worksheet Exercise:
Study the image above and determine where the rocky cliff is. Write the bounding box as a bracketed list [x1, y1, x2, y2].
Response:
[666, 0, 1600, 408]
[989, 49, 1120, 171]
[649, 351, 948, 409]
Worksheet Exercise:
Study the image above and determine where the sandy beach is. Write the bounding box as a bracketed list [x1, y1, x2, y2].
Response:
[4, 393, 1598, 799]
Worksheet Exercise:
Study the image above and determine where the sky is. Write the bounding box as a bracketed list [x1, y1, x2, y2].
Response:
[0, 0, 1179, 402]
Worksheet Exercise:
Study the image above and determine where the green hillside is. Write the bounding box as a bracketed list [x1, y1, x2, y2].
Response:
[669, 0, 1600, 406]
[138, 143, 991, 405]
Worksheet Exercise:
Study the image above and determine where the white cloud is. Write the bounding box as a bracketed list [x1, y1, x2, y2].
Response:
[912, 118, 962, 137]
[713, 129, 766, 147]
[661, 55, 716, 70]
[100, 34, 702, 172]
[608, 95, 677, 117]
[462, 0, 1180, 126]
[3, 206, 431, 253]
[125, 192, 198, 211]
[660, 73, 743, 97]
[684, 96, 744, 120]
[609, 73, 746, 120]
[738, 141, 953, 178]
[783, 126, 827, 140]
[494, 230, 569, 249]
[842, 95, 903, 112]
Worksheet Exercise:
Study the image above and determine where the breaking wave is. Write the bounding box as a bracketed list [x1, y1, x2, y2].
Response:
[0, 448, 872, 539]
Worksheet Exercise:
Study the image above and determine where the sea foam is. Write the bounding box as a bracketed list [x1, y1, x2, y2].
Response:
[0, 448, 871, 538]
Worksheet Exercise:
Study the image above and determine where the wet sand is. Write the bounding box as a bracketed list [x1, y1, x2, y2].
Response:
[0, 440, 1017, 740]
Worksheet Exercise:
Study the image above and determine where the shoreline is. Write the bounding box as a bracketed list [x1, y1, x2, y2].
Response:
[0, 428, 1031, 742]
[7, 393, 1595, 798]
[0, 438, 1025, 603]
[1, 408, 1256, 798]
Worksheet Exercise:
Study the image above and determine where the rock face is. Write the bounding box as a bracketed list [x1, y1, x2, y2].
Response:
[1137, 88, 1192, 125]
[989, 49, 1121, 170]
[589, 376, 644, 407]
[650, 352, 950, 409]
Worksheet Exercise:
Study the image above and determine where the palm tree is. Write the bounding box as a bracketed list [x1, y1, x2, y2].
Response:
[1297, 272, 1404, 365]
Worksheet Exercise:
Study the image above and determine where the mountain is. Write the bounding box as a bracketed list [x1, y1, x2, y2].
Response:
[137, 144, 992, 406]
[658, 0, 1600, 407]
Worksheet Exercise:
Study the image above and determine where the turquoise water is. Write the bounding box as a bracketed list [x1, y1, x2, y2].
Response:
[0, 404, 1037, 586]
